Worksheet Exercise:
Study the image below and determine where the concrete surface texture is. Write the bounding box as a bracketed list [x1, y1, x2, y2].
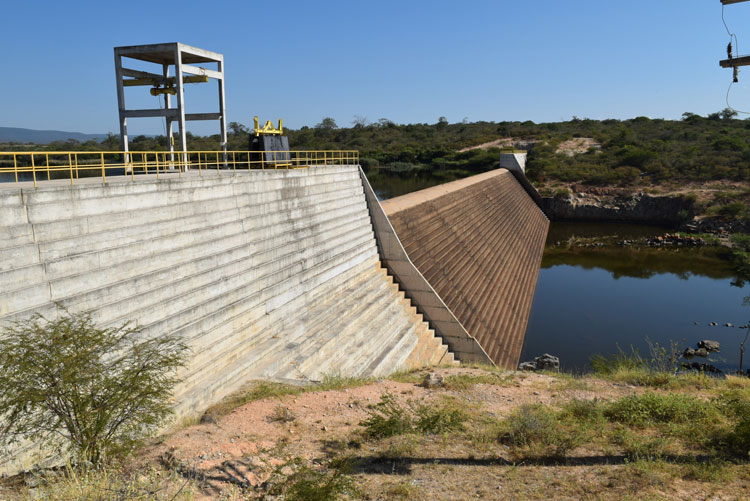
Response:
[0, 166, 451, 475]
[381, 168, 549, 369]
[358, 168, 493, 365]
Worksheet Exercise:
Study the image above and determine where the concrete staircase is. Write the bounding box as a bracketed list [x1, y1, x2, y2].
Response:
[0, 167, 453, 424]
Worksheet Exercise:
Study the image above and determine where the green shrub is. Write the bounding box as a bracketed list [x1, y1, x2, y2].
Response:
[603, 393, 715, 427]
[718, 202, 745, 218]
[560, 398, 604, 423]
[610, 427, 671, 460]
[360, 394, 469, 438]
[730, 418, 750, 457]
[499, 404, 584, 457]
[0, 309, 189, 464]
[731, 233, 750, 252]
[412, 397, 468, 434]
[360, 393, 413, 438]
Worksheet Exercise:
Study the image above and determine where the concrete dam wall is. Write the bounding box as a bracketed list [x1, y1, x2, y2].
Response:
[381, 169, 550, 369]
[0, 166, 454, 474]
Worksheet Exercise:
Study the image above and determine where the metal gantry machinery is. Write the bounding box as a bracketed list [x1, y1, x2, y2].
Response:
[113, 43, 227, 161]
[720, 0, 750, 77]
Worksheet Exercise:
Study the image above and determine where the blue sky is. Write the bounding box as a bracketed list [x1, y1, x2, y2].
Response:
[1, 0, 748, 135]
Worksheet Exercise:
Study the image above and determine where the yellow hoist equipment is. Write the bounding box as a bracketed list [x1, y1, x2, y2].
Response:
[121, 75, 210, 96]
[253, 116, 284, 136]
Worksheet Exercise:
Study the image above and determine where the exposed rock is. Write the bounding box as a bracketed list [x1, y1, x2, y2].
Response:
[724, 323, 734, 328]
[698, 340, 720, 353]
[694, 347, 709, 358]
[422, 372, 444, 388]
[535, 354, 560, 372]
[518, 361, 536, 371]
[683, 348, 696, 359]
[709, 322, 718, 327]
[542, 192, 694, 225]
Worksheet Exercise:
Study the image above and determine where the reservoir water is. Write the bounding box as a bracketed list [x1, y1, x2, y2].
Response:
[521, 223, 750, 373]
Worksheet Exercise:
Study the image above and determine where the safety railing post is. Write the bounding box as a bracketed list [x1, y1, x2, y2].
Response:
[101, 152, 106, 184]
[31, 154, 37, 188]
[13, 153, 18, 183]
[45, 153, 50, 181]
[68, 153, 74, 185]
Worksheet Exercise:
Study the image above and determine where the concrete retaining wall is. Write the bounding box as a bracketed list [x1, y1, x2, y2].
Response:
[0, 166, 452, 475]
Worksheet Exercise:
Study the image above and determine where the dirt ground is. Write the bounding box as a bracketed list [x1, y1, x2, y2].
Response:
[126, 367, 750, 500]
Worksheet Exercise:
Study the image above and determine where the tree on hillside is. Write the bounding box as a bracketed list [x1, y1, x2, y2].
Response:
[316, 117, 338, 130]
[229, 121, 249, 135]
[352, 116, 369, 128]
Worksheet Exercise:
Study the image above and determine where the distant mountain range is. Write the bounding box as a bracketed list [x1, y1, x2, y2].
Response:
[0, 127, 108, 144]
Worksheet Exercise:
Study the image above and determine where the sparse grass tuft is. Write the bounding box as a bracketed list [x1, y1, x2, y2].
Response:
[267, 458, 361, 501]
[382, 479, 421, 499]
[441, 372, 514, 390]
[9, 463, 200, 501]
[269, 404, 296, 423]
[412, 396, 468, 434]
[498, 403, 586, 458]
[200, 381, 304, 421]
[316, 373, 370, 391]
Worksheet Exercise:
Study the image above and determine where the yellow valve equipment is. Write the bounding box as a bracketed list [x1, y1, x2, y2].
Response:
[253, 116, 284, 136]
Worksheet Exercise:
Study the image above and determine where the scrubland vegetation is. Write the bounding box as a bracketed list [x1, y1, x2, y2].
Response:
[4, 360, 750, 500]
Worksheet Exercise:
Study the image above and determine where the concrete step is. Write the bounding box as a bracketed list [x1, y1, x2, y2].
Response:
[100, 219, 375, 331]
[174, 244, 380, 386]
[22, 174, 363, 246]
[0, 198, 370, 317]
[31, 181, 366, 262]
[22, 172, 363, 226]
[260, 260, 393, 376]
[253, 264, 390, 379]
[0, 223, 35, 251]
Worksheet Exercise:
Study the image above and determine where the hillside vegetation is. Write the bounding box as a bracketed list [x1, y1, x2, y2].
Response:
[4, 111, 750, 186]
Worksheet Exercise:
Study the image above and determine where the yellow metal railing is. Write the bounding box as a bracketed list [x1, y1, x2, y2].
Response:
[0, 150, 360, 187]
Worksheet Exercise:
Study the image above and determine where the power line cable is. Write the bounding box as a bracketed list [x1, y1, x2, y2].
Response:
[721, 5, 750, 114]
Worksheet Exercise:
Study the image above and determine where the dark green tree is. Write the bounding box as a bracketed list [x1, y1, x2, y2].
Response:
[0, 308, 189, 465]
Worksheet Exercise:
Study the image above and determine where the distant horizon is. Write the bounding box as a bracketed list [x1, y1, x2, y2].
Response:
[4, 109, 749, 142]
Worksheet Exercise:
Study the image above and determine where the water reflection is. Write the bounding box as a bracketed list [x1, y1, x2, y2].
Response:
[523, 223, 749, 373]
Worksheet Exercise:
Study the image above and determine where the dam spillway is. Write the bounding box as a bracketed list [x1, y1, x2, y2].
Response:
[381, 169, 550, 369]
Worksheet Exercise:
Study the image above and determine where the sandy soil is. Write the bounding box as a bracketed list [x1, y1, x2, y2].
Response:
[137, 368, 640, 499]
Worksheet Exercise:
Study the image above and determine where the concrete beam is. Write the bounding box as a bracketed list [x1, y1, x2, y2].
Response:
[181, 64, 222, 80]
[185, 113, 222, 121]
[121, 67, 163, 80]
[123, 109, 179, 119]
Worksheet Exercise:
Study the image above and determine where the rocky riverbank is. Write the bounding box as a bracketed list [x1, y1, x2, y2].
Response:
[541, 190, 694, 226]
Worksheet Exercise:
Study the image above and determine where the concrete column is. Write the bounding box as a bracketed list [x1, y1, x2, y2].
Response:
[218, 59, 227, 159]
[113, 51, 129, 157]
[174, 45, 188, 166]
